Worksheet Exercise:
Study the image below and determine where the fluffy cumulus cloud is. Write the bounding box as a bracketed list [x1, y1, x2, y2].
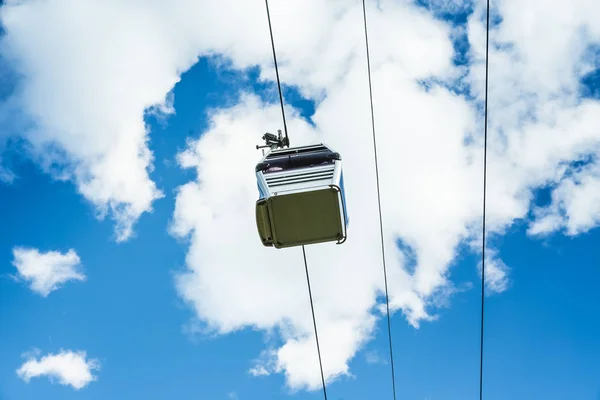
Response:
[171, 0, 600, 390]
[2, 0, 600, 393]
[529, 160, 600, 236]
[16, 349, 99, 390]
[478, 249, 510, 295]
[12, 247, 85, 297]
[467, 0, 600, 236]
[0, 0, 269, 241]
[0, 164, 15, 183]
[170, 0, 481, 389]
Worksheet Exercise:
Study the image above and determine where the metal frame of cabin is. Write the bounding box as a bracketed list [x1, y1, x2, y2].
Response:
[255, 143, 348, 249]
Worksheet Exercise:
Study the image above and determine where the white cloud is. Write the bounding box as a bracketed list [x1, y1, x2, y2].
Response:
[0, 0, 197, 240]
[478, 250, 510, 295]
[2, 0, 600, 393]
[0, 163, 15, 183]
[364, 349, 387, 365]
[466, 0, 600, 232]
[16, 349, 100, 390]
[420, 0, 473, 16]
[529, 161, 600, 236]
[485, 257, 510, 294]
[170, 0, 600, 390]
[249, 365, 270, 377]
[170, 1, 479, 389]
[12, 247, 85, 297]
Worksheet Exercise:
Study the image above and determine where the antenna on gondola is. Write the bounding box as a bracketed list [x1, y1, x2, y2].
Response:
[256, 129, 289, 151]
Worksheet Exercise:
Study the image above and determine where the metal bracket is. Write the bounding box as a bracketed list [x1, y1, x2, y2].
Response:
[329, 184, 348, 245]
[256, 129, 290, 150]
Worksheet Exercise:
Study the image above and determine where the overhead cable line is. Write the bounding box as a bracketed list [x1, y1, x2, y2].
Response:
[265, 0, 289, 140]
[303, 246, 328, 400]
[361, 1, 397, 399]
[264, 1, 328, 399]
[479, 0, 491, 399]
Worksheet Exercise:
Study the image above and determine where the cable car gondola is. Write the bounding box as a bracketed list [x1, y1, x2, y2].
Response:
[255, 130, 348, 249]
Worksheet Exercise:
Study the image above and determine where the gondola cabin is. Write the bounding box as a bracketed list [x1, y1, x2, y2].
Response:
[255, 143, 348, 249]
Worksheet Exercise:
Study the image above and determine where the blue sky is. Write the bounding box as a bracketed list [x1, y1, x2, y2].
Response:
[2, 1, 600, 399]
